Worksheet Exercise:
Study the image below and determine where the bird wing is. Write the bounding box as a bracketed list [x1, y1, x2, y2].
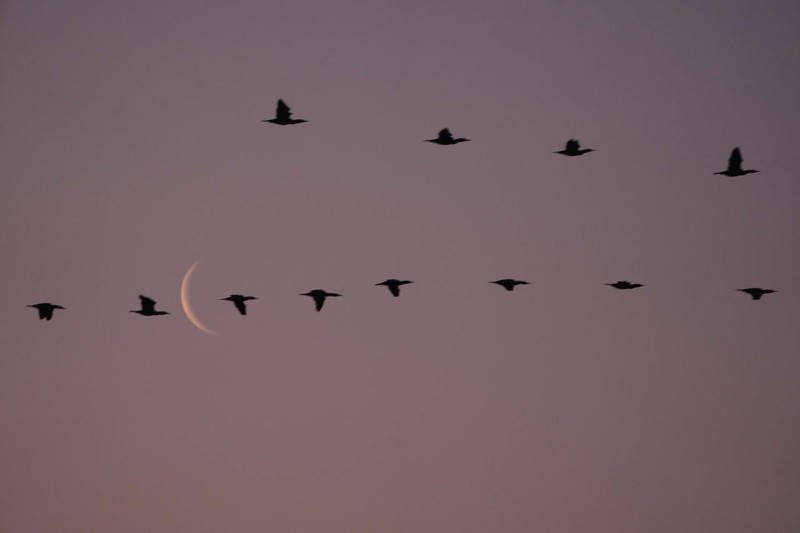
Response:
[139, 295, 157, 313]
[234, 300, 247, 315]
[566, 139, 579, 151]
[728, 148, 743, 172]
[37, 306, 50, 320]
[439, 128, 454, 141]
[389, 285, 400, 297]
[313, 294, 325, 311]
[276, 99, 291, 120]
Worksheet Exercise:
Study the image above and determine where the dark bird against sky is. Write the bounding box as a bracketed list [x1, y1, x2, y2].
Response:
[262, 99, 307, 125]
[27, 303, 65, 321]
[490, 279, 530, 291]
[554, 138, 594, 156]
[714, 147, 759, 177]
[606, 281, 644, 290]
[130, 295, 170, 316]
[300, 289, 341, 312]
[221, 294, 257, 315]
[425, 128, 470, 145]
[737, 288, 776, 300]
[376, 279, 413, 297]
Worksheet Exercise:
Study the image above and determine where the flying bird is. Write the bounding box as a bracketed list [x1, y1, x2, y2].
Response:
[606, 281, 644, 290]
[130, 295, 170, 316]
[300, 289, 341, 312]
[221, 294, 257, 315]
[425, 128, 470, 145]
[262, 99, 307, 125]
[737, 288, 776, 300]
[554, 139, 594, 156]
[490, 279, 530, 291]
[376, 279, 413, 297]
[27, 303, 65, 321]
[714, 147, 759, 176]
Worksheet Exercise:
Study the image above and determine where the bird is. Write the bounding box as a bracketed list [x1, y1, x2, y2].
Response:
[490, 279, 530, 291]
[221, 294, 257, 315]
[130, 295, 170, 316]
[376, 279, 413, 297]
[300, 289, 341, 312]
[554, 138, 594, 156]
[262, 99, 307, 125]
[714, 147, 759, 176]
[737, 288, 776, 300]
[27, 303, 65, 321]
[425, 128, 470, 145]
[606, 281, 644, 290]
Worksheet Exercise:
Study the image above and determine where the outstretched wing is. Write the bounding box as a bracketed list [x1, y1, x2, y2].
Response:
[234, 300, 247, 315]
[566, 139, 579, 151]
[313, 294, 325, 312]
[139, 295, 157, 313]
[728, 147, 743, 173]
[389, 284, 400, 297]
[276, 99, 292, 121]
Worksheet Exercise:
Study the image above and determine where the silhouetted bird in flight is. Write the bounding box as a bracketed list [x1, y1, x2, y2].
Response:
[714, 147, 759, 177]
[376, 279, 413, 297]
[554, 139, 594, 156]
[130, 295, 169, 316]
[263, 99, 307, 125]
[737, 288, 775, 300]
[300, 289, 341, 312]
[606, 281, 644, 290]
[28, 303, 64, 321]
[425, 128, 470, 145]
[221, 294, 257, 315]
[490, 279, 530, 291]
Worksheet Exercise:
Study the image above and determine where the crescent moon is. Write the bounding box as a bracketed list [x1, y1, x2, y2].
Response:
[180, 261, 217, 335]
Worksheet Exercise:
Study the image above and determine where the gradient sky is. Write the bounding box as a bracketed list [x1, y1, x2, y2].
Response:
[2, 1, 800, 532]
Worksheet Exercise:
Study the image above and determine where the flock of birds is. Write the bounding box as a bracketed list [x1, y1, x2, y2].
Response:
[25, 99, 776, 322]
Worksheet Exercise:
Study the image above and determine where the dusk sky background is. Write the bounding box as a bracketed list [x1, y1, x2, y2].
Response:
[2, 1, 800, 531]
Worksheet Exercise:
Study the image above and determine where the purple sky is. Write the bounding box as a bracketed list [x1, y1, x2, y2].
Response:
[2, 1, 800, 531]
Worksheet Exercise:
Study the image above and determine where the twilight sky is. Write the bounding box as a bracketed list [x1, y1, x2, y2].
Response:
[2, 1, 800, 531]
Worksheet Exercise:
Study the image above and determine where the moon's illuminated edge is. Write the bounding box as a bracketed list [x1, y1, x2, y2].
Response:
[180, 261, 217, 335]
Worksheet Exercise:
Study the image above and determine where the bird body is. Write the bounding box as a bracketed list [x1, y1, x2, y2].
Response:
[130, 295, 169, 316]
[490, 279, 530, 291]
[376, 279, 413, 297]
[606, 281, 644, 290]
[28, 303, 65, 320]
[301, 289, 341, 312]
[714, 147, 759, 176]
[554, 139, 594, 156]
[221, 294, 257, 315]
[425, 128, 470, 145]
[263, 99, 307, 125]
[737, 288, 775, 300]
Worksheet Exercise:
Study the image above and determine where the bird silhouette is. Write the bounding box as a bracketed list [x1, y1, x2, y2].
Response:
[554, 139, 594, 156]
[737, 288, 775, 300]
[490, 279, 530, 291]
[262, 99, 307, 125]
[27, 303, 65, 320]
[300, 289, 341, 312]
[221, 294, 257, 315]
[376, 279, 413, 297]
[130, 295, 170, 316]
[606, 281, 644, 290]
[714, 147, 759, 176]
[425, 128, 470, 145]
